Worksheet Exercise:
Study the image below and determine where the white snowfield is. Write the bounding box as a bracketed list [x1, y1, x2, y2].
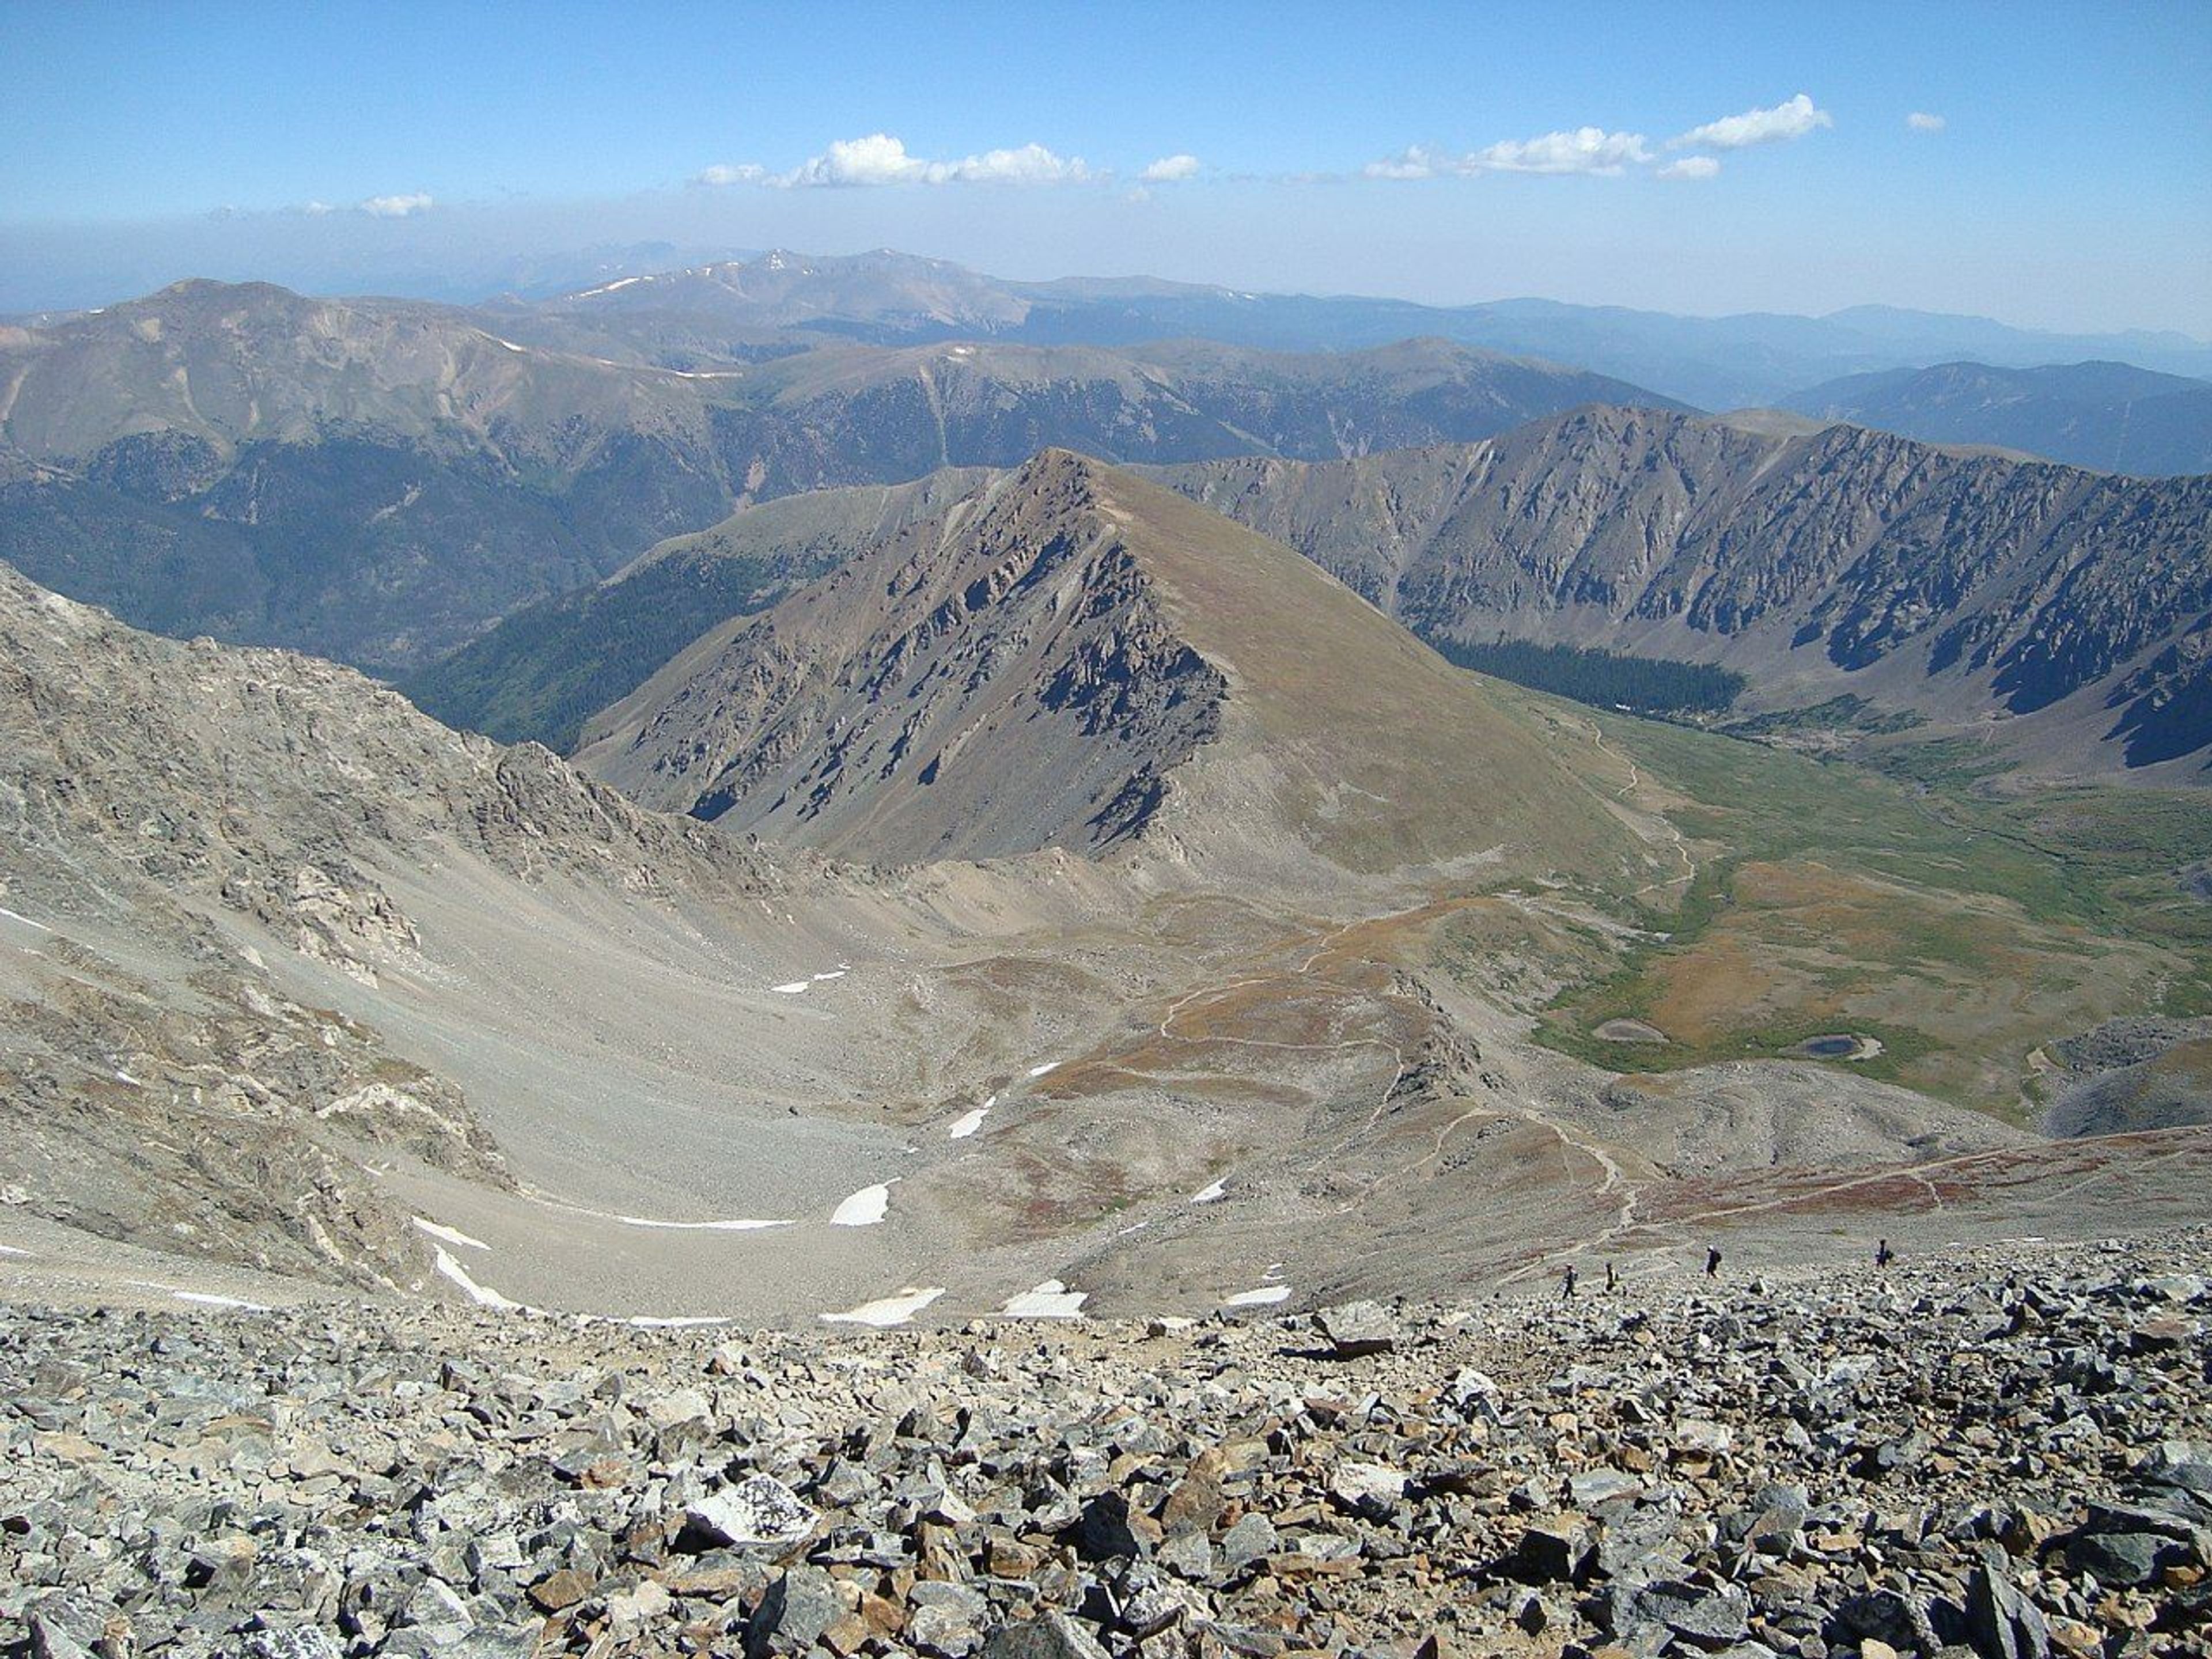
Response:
[998, 1280, 1086, 1319]
[432, 1247, 528, 1312]
[830, 1182, 895, 1227]
[771, 982, 810, 995]
[946, 1095, 995, 1139]
[822, 1286, 944, 1327]
[0, 908, 52, 932]
[0, 1244, 31, 1257]
[1224, 1285, 1291, 1307]
[411, 1217, 489, 1252]
[127, 1280, 270, 1313]
[1027, 1062, 1060, 1078]
[612, 1215, 793, 1233]
[1190, 1180, 1227, 1203]
[518, 1193, 794, 1233]
[171, 1291, 270, 1312]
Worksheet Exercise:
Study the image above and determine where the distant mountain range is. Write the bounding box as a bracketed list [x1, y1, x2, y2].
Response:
[420, 408, 2212, 781]
[0, 278, 1680, 672]
[1781, 359, 2212, 477]
[518, 248, 2212, 411]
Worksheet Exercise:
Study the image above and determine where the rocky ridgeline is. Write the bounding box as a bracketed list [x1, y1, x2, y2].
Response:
[4, 1233, 2206, 1659]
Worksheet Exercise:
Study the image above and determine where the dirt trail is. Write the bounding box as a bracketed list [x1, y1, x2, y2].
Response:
[1587, 720, 1697, 902]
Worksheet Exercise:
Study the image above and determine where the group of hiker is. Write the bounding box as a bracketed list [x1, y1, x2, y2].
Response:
[1560, 1237, 1896, 1300]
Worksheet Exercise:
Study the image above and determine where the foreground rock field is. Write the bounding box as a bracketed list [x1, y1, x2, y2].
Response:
[5, 1232, 2206, 1659]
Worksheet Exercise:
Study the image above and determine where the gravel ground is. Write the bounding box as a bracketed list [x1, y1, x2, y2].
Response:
[5, 1229, 2206, 1659]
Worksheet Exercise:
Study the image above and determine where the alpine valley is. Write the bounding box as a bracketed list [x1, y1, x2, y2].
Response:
[2, 246, 2210, 1659]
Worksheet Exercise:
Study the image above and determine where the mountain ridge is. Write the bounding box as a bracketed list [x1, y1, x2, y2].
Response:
[575, 450, 1648, 881]
[1781, 358, 2212, 476]
[415, 410, 2212, 781]
[0, 278, 1684, 672]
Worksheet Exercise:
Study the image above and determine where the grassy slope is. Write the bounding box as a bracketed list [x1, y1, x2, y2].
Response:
[1100, 465, 1648, 884]
[1529, 706, 2212, 1119]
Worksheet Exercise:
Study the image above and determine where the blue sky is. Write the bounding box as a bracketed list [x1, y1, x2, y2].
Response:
[6, 0, 2208, 331]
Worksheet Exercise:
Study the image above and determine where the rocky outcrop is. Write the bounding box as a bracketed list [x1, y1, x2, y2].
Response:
[581, 454, 1230, 862]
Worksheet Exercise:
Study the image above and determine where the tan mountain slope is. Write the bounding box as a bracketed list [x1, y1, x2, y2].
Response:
[578, 450, 1650, 882]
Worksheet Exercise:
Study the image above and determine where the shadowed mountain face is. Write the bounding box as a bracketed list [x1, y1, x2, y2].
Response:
[0, 279, 1679, 673]
[1155, 408, 2212, 775]
[1781, 359, 2212, 477]
[577, 451, 1645, 878]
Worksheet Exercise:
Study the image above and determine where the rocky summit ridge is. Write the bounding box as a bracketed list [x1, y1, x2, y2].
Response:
[3, 1232, 2206, 1658]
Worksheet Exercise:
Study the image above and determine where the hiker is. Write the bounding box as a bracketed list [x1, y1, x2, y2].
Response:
[1875, 1237, 1895, 1271]
[1561, 1263, 1578, 1301]
[1705, 1245, 1722, 1280]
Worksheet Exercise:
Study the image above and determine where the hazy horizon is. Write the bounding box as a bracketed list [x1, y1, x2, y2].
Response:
[9, 0, 2209, 335]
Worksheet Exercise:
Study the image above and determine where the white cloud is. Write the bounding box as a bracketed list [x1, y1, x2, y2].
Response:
[302, 200, 335, 216]
[1477, 127, 1652, 174]
[1140, 153, 1202, 183]
[692, 162, 767, 186]
[1363, 148, 1445, 180]
[1658, 156, 1721, 181]
[1906, 111, 1946, 133]
[359, 192, 433, 218]
[1671, 93, 1832, 150]
[768, 132, 1090, 188]
[1366, 127, 1651, 180]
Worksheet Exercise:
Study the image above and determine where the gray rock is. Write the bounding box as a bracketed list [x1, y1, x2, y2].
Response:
[1967, 1555, 2050, 1659]
[1569, 1469, 1645, 1509]
[685, 1474, 818, 1550]
[747, 1565, 846, 1656]
[1326, 1460, 1406, 1520]
[1512, 1518, 1594, 1585]
[2063, 1528, 2178, 1586]
[980, 1612, 1113, 1659]
[1219, 1513, 1278, 1571]
[1315, 1301, 1397, 1358]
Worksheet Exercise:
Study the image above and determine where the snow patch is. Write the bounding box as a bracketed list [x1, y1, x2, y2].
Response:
[0, 1244, 30, 1257]
[823, 1285, 944, 1327]
[812, 968, 848, 981]
[577, 275, 645, 296]
[831, 1181, 896, 1227]
[1225, 1285, 1291, 1307]
[113, 1070, 146, 1088]
[433, 1247, 525, 1311]
[615, 1214, 793, 1232]
[412, 1217, 490, 1252]
[1190, 1180, 1227, 1204]
[999, 1279, 1086, 1319]
[1027, 1061, 1060, 1078]
[0, 908, 52, 933]
[771, 981, 810, 995]
[127, 1279, 271, 1312]
[946, 1102, 990, 1139]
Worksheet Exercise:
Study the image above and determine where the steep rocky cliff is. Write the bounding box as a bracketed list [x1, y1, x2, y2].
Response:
[1157, 408, 2212, 775]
